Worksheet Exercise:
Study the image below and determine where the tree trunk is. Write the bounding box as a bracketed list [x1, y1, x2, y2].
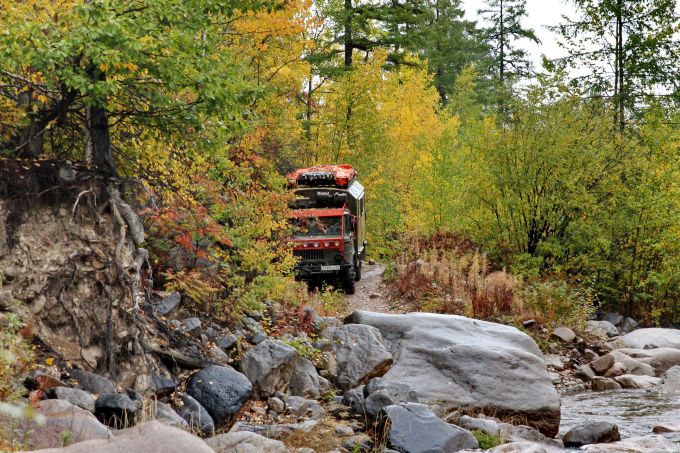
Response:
[86, 66, 116, 175]
[344, 0, 353, 67]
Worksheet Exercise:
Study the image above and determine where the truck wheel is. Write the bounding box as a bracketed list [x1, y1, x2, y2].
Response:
[354, 258, 362, 282]
[343, 269, 356, 295]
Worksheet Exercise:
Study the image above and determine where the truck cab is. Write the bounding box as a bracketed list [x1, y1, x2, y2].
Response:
[287, 165, 366, 294]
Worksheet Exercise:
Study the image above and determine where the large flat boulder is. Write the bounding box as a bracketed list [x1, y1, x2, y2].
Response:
[22, 420, 213, 453]
[344, 311, 561, 437]
[620, 328, 680, 350]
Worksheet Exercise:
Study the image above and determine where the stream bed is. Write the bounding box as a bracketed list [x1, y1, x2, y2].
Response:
[560, 389, 680, 447]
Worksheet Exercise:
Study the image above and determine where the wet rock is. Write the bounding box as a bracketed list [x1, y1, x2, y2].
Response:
[621, 328, 680, 350]
[71, 369, 116, 395]
[27, 399, 113, 449]
[180, 393, 215, 434]
[381, 403, 478, 453]
[580, 434, 677, 452]
[331, 323, 393, 390]
[29, 420, 214, 453]
[586, 320, 619, 338]
[50, 386, 96, 412]
[562, 421, 620, 447]
[288, 357, 320, 398]
[613, 374, 660, 389]
[157, 292, 181, 316]
[552, 326, 576, 343]
[94, 392, 142, 427]
[186, 365, 252, 428]
[216, 334, 238, 351]
[363, 377, 419, 419]
[652, 423, 680, 433]
[283, 395, 325, 419]
[591, 376, 621, 391]
[150, 400, 187, 428]
[660, 365, 680, 392]
[183, 317, 202, 338]
[239, 339, 298, 396]
[344, 310, 561, 437]
[206, 431, 287, 453]
[616, 348, 680, 376]
[590, 354, 615, 375]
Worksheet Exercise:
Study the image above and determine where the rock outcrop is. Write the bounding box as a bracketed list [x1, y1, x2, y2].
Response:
[344, 311, 561, 437]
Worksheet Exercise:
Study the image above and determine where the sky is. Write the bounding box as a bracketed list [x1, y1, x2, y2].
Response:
[461, 0, 577, 70]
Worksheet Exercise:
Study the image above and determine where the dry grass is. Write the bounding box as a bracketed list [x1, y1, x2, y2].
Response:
[283, 418, 352, 452]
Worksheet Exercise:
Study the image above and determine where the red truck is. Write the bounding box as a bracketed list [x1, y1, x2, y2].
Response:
[287, 165, 366, 294]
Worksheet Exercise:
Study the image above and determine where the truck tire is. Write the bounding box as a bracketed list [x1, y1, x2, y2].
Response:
[343, 268, 356, 294]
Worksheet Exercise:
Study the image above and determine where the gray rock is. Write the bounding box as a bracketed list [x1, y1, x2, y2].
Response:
[660, 365, 680, 392]
[344, 310, 561, 437]
[616, 347, 680, 376]
[580, 434, 677, 452]
[621, 328, 680, 349]
[157, 292, 181, 316]
[268, 396, 285, 413]
[209, 345, 230, 364]
[587, 320, 619, 338]
[250, 332, 267, 344]
[552, 326, 576, 342]
[239, 339, 298, 396]
[51, 386, 96, 412]
[183, 317, 202, 337]
[563, 421, 620, 447]
[180, 393, 215, 434]
[288, 357, 320, 398]
[72, 369, 116, 395]
[458, 415, 501, 436]
[600, 313, 624, 327]
[544, 354, 566, 371]
[150, 400, 188, 428]
[613, 374, 660, 389]
[362, 377, 419, 419]
[206, 431, 287, 453]
[231, 419, 319, 438]
[331, 323, 393, 390]
[575, 364, 596, 381]
[150, 375, 177, 396]
[187, 365, 252, 428]
[27, 420, 213, 453]
[283, 395, 325, 419]
[381, 403, 478, 453]
[216, 334, 238, 351]
[591, 377, 622, 391]
[318, 375, 331, 393]
[604, 362, 627, 378]
[583, 349, 598, 361]
[486, 442, 564, 453]
[342, 385, 366, 414]
[94, 393, 142, 427]
[590, 354, 615, 375]
[608, 350, 655, 376]
[341, 434, 373, 451]
[499, 423, 563, 448]
[619, 317, 639, 334]
[335, 425, 354, 436]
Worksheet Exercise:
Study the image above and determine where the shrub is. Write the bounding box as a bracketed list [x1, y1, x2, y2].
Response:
[0, 313, 33, 403]
[471, 430, 502, 449]
[519, 280, 595, 330]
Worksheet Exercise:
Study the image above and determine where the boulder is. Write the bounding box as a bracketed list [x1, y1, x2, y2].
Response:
[381, 403, 478, 453]
[363, 377, 419, 420]
[71, 369, 115, 395]
[50, 386, 96, 413]
[94, 393, 142, 428]
[603, 362, 627, 378]
[586, 321, 619, 338]
[619, 317, 638, 334]
[608, 350, 655, 376]
[660, 365, 680, 392]
[552, 326, 576, 343]
[239, 339, 298, 396]
[331, 323, 393, 390]
[613, 374, 660, 389]
[652, 423, 680, 433]
[485, 442, 564, 453]
[591, 377, 621, 391]
[156, 292, 181, 316]
[575, 364, 596, 381]
[149, 400, 187, 428]
[344, 311, 562, 437]
[183, 317, 202, 338]
[283, 396, 325, 419]
[580, 435, 677, 452]
[620, 328, 680, 350]
[616, 348, 680, 376]
[216, 334, 238, 351]
[205, 431, 287, 453]
[288, 357, 320, 398]
[27, 399, 113, 450]
[342, 385, 366, 414]
[590, 354, 615, 375]
[600, 313, 624, 327]
[186, 365, 252, 428]
[544, 354, 566, 371]
[179, 393, 215, 434]
[150, 375, 177, 396]
[25, 420, 213, 453]
[562, 421, 620, 447]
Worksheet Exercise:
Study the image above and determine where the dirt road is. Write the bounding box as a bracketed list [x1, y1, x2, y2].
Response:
[344, 262, 411, 314]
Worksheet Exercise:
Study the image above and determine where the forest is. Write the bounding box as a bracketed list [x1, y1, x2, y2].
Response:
[0, 0, 679, 326]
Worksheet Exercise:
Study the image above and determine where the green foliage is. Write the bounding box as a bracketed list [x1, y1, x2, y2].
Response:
[0, 313, 33, 403]
[472, 429, 502, 449]
[520, 280, 595, 330]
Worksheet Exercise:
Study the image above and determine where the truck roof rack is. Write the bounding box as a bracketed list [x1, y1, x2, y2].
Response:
[287, 164, 357, 188]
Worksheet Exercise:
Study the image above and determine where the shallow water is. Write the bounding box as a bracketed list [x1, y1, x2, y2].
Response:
[559, 389, 680, 446]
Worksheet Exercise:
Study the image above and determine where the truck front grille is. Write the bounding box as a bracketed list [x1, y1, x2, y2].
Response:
[295, 249, 325, 261]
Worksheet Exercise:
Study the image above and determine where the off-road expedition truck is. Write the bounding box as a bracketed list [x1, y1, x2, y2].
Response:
[287, 165, 366, 294]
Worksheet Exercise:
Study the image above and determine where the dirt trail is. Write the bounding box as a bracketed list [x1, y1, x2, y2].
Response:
[344, 262, 411, 314]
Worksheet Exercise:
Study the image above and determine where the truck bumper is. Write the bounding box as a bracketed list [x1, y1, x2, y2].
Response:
[294, 262, 352, 278]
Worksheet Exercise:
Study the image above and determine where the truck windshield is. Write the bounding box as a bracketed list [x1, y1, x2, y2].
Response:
[291, 216, 342, 238]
